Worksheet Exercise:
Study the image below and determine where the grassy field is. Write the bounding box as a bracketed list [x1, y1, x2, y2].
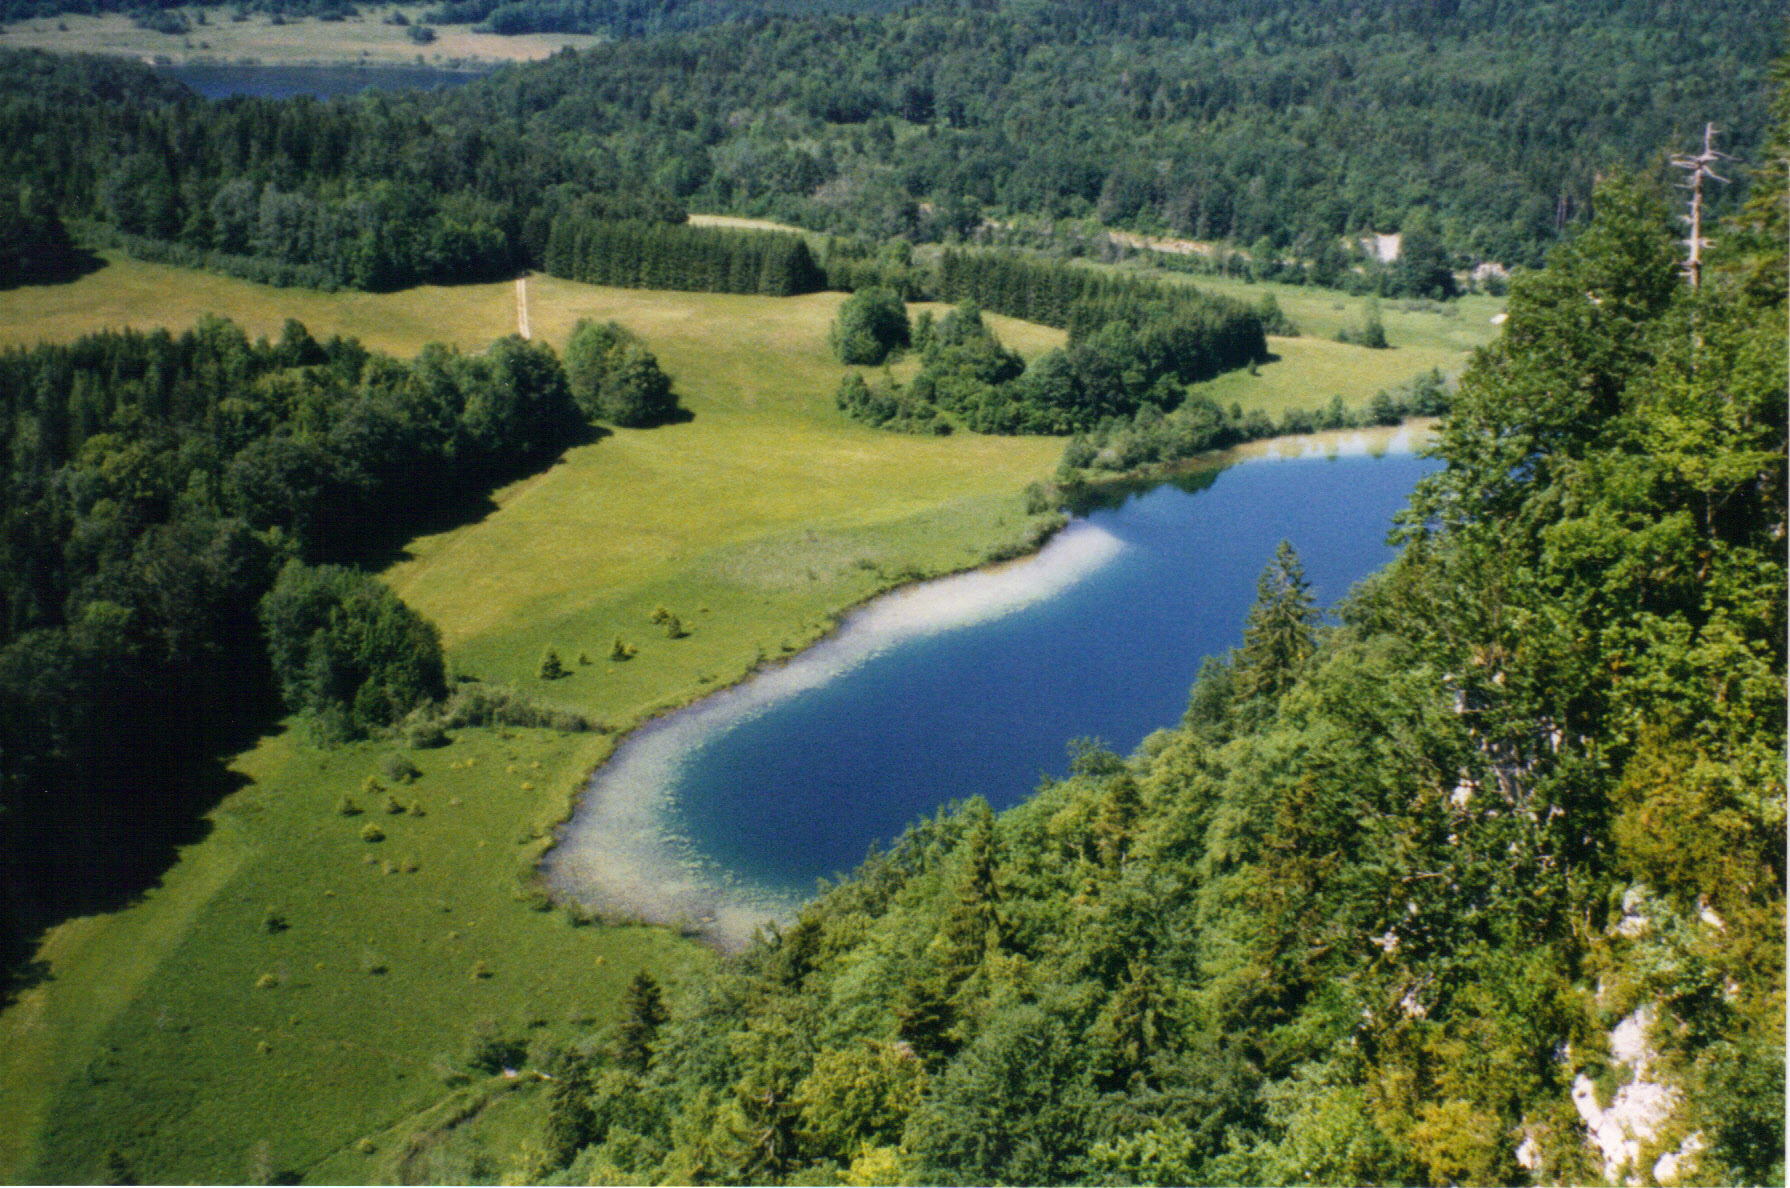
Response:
[1134, 270, 1505, 417]
[0, 262, 1070, 1184]
[0, 253, 519, 356]
[0, 253, 1499, 1182]
[14, 727, 705, 1184]
[390, 276, 1069, 718]
[0, 4, 603, 67]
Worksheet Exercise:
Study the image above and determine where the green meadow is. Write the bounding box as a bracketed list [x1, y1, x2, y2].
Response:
[1127, 269, 1506, 416]
[0, 252, 1499, 1182]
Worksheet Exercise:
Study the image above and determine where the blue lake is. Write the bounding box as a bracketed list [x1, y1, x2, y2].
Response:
[544, 440, 1439, 944]
[161, 61, 486, 99]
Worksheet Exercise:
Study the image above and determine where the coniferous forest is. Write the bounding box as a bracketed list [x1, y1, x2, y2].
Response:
[522, 168, 1787, 1188]
[0, 0, 1781, 1182]
[0, 0, 1779, 286]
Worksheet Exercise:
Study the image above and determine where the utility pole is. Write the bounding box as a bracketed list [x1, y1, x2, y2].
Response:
[1671, 123, 1730, 288]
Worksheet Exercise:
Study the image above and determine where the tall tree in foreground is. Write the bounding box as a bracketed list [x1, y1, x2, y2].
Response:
[615, 971, 670, 1073]
[1235, 539, 1320, 701]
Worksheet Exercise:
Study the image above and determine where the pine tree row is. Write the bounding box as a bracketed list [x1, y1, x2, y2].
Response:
[937, 249, 1266, 376]
[543, 218, 826, 297]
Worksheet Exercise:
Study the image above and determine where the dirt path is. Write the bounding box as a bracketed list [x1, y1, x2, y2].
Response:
[515, 276, 531, 340]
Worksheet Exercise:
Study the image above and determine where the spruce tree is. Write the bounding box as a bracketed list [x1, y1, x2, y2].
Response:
[1236, 540, 1320, 701]
[543, 1058, 597, 1168]
[614, 971, 669, 1073]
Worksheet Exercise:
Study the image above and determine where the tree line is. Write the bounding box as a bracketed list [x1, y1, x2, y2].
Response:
[830, 261, 1271, 435]
[542, 217, 826, 296]
[414, 0, 1772, 268]
[0, 0, 1771, 294]
[513, 161, 1786, 1186]
[0, 314, 679, 980]
[0, 49, 683, 291]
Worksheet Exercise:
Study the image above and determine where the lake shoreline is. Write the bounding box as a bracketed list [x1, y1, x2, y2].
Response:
[539, 420, 1437, 952]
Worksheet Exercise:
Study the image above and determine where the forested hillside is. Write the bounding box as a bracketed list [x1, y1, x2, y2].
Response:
[432, 0, 1776, 265]
[0, 0, 897, 33]
[0, 49, 682, 291]
[521, 163, 1786, 1184]
[0, 0, 1776, 294]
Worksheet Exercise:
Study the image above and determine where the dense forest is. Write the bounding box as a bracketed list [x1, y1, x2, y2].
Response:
[0, 316, 665, 955]
[0, 0, 1777, 293]
[421, 0, 1775, 265]
[0, 49, 682, 291]
[515, 146, 1787, 1184]
[542, 217, 826, 296]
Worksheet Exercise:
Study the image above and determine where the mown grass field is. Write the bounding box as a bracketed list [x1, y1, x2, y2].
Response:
[0, 251, 1499, 1182]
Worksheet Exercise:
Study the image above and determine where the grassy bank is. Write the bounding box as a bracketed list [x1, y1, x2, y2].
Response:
[0, 255, 1498, 1182]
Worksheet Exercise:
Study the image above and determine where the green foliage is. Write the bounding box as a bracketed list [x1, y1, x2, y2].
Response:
[522, 156, 1784, 1188]
[829, 288, 910, 365]
[538, 647, 568, 680]
[259, 561, 446, 739]
[1335, 297, 1388, 348]
[845, 280, 1271, 438]
[833, 372, 946, 435]
[464, 1020, 526, 1074]
[565, 319, 682, 427]
[0, 185, 82, 288]
[421, 0, 1767, 268]
[792, 1042, 923, 1165]
[0, 50, 682, 291]
[438, 682, 596, 732]
[545, 218, 824, 298]
[380, 753, 422, 784]
[1234, 540, 1320, 702]
[614, 971, 668, 1074]
[1388, 228, 1458, 300]
[1254, 292, 1300, 337]
[543, 1057, 598, 1168]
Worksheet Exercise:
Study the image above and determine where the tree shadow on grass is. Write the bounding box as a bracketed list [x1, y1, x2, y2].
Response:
[652, 405, 696, 427]
[0, 670, 277, 1009]
[1, 246, 109, 291]
[333, 423, 616, 572]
